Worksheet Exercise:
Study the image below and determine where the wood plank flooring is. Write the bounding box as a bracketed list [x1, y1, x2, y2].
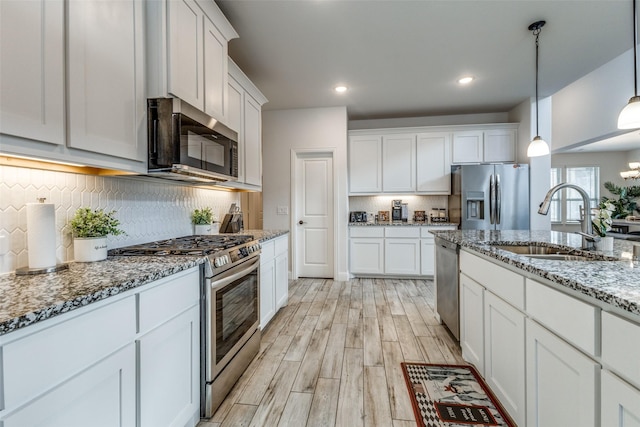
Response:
[198, 277, 464, 427]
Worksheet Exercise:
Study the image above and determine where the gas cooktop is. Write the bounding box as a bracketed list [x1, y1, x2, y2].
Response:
[109, 235, 255, 256]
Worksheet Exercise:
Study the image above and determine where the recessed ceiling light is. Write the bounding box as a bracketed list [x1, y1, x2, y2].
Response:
[457, 76, 474, 85]
[334, 85, 348, 93]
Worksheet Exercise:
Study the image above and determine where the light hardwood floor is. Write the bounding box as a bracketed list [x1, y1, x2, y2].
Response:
[198, 277, 464, 427]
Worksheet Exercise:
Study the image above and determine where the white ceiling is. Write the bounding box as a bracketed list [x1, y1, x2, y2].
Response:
[216, 0, 632, 122]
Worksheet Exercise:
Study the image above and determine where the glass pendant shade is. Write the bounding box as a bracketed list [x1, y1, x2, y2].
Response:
[527, 136, 550, 157]
[618, 96, 640, 129]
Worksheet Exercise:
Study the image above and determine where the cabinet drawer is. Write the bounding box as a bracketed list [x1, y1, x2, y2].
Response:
[602, 311, 640, 387]
[260, 240, 275, 264]
[526, 279, 598, 356]
[385, 227, 420, 238]
[139, 268, 200, 334]
[350, 227, 384, 238]
[460, 251, 524, 309]
[275, 235, 288, 256]
[3, 295, 136, 408]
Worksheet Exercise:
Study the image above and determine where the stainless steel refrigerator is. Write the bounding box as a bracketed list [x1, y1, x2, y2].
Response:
[449, 164, 530, 230]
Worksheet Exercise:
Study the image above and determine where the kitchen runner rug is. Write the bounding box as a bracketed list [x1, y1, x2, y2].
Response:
[401, 362, 516, 427]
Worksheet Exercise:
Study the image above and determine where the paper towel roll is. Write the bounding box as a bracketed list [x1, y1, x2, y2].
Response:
[27, 202, 57, 269]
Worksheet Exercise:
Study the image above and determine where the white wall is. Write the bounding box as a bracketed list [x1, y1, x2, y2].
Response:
[262, 106, 349, 281]
[552, 47, 634, 150]
[349, 112, 509, 130]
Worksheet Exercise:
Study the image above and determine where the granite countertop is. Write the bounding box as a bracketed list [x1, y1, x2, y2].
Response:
[431, 229, 640, 318]
[0, 229, 289, 337]
[349, 221, 459, 227]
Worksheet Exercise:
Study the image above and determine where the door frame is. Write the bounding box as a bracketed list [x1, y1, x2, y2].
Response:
[290, 148, 338, 280]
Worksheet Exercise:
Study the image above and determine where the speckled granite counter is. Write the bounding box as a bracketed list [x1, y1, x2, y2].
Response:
[349, 222, 458, 227]
[431, 229, 640, 318]
[0, 229, 288, 337]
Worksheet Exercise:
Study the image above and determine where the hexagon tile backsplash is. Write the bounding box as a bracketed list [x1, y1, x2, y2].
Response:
[0, 165, 240, 274]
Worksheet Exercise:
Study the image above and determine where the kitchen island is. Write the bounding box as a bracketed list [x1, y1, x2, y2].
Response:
[431, 229, 640, 427]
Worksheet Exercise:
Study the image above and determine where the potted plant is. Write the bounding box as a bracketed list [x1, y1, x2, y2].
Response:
[191, 207, 213, 235]
[602, 182, 640, 219]
[70, 207, 124, 262]
[592, 201, 615, 251]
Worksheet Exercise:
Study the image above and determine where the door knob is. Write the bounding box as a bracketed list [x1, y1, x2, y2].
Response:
[298, 220, 305, 225]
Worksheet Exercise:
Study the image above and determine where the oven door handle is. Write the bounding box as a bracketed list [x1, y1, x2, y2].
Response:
[210, 257, 260, 290]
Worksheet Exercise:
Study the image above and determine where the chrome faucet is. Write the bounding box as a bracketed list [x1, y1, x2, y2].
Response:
[538, 182, 599, 248]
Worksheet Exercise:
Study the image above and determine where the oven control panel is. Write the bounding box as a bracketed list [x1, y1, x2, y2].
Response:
[211, 241, 261, 271]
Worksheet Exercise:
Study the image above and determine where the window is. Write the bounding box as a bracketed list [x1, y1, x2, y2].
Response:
[549, 166, 600, 224]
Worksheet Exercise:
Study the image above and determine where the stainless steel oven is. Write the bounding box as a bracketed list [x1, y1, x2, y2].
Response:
[204, 256, 261, 416]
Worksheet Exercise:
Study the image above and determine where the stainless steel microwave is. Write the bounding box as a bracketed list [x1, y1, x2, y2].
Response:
[147, 98, 238, 183]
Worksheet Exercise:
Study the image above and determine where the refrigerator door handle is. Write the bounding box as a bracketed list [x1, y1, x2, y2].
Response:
[489, 174, 495, 224]
[496, 173, 501, 224]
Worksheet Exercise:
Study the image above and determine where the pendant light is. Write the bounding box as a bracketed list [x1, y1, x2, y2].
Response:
[618, 0, 640, 129]
[527, 20, 550, 157]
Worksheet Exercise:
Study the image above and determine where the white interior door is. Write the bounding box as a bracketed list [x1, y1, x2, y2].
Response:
[295, 152, 334, 278]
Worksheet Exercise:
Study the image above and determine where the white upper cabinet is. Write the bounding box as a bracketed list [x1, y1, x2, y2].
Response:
[382, 134, 416, 192]
[0, 0, 65, 146]
[67, 0, 145, 161]
[148, 0, 238, 122]
[0, 0, 146, 172]
[416, 132, 451, 194]
[349, 135, 383, 193]
[221, 59, 267, 191]
[452, 127, 517, 164]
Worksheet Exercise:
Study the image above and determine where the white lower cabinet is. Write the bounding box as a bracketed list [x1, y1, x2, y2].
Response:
[0, 267, 201, 427]
[384, 238, 420, 275]
[2, 344, 136, 427]
[459, 273, 484, 375]
[601, 370, 640, 427]
[484, 292, 525, 426]
[526, 319, 599, 427]
[259, 235, 289, 329]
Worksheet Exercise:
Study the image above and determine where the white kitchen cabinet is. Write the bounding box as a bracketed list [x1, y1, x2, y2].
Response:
[384, 227, 420, 276]
[452, 127, 517, 164]
[147, 0, 237, 117]
[459, 273, 485, 375]
[451, 131, 484, 163]
[0, 0, 65, 146]
[602, 310, 640, 388]
[416, 132, 451, 194]
[0, 267, 201, 427]
[349, 227, 385, 275]
[221, 60, 268, 191]
[138, 268, 200, 427]
[382, 134, 416, 192]
[526, 318, 599, 427]
[259, 235, 289, 329]
[601, 370, 640, 427]
[349, 135, 383, 193]
[67, 0, 145, 161]
[420, 226, 455, 276]
[275, 236, 289, 310]
[2, 344, 136, 427]
[483, 291, 525, 426]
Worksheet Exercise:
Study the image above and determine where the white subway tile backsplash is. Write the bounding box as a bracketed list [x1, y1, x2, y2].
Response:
[0, 165, 240, 274]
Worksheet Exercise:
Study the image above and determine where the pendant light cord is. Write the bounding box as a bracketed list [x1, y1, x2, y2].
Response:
[533, 26, 542, 137]
[634, 0, 638, 96]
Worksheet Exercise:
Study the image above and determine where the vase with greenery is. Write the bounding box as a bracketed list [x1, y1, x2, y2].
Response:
[601, 182, 640, 219]
[191, 207, 213, 234]
[70, 207, 124, 262]
[592, 201, 615, 251]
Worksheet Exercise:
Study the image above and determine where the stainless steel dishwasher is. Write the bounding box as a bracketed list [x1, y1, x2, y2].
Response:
[435, 236, 460, 340]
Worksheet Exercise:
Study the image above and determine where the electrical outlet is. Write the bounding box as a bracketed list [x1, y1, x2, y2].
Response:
[276, 206, 288, 215]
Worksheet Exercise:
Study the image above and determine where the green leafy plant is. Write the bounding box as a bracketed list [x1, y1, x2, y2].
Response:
[191, 207, 213, 225]
[601, 182, 640, 219]
[592, 201, 615, 237]
[70, 208, 125, 238]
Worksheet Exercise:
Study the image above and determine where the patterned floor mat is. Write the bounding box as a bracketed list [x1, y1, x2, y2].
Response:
[401, 363, 516, 427]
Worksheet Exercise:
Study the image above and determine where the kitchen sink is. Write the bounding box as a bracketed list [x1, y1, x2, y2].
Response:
[489, 244, 618, 261]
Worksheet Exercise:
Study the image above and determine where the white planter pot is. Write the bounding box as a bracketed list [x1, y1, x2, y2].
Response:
[194, 224, 211, 235]
[595, 236, 614, 252]
[74, 237, 108, 262]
